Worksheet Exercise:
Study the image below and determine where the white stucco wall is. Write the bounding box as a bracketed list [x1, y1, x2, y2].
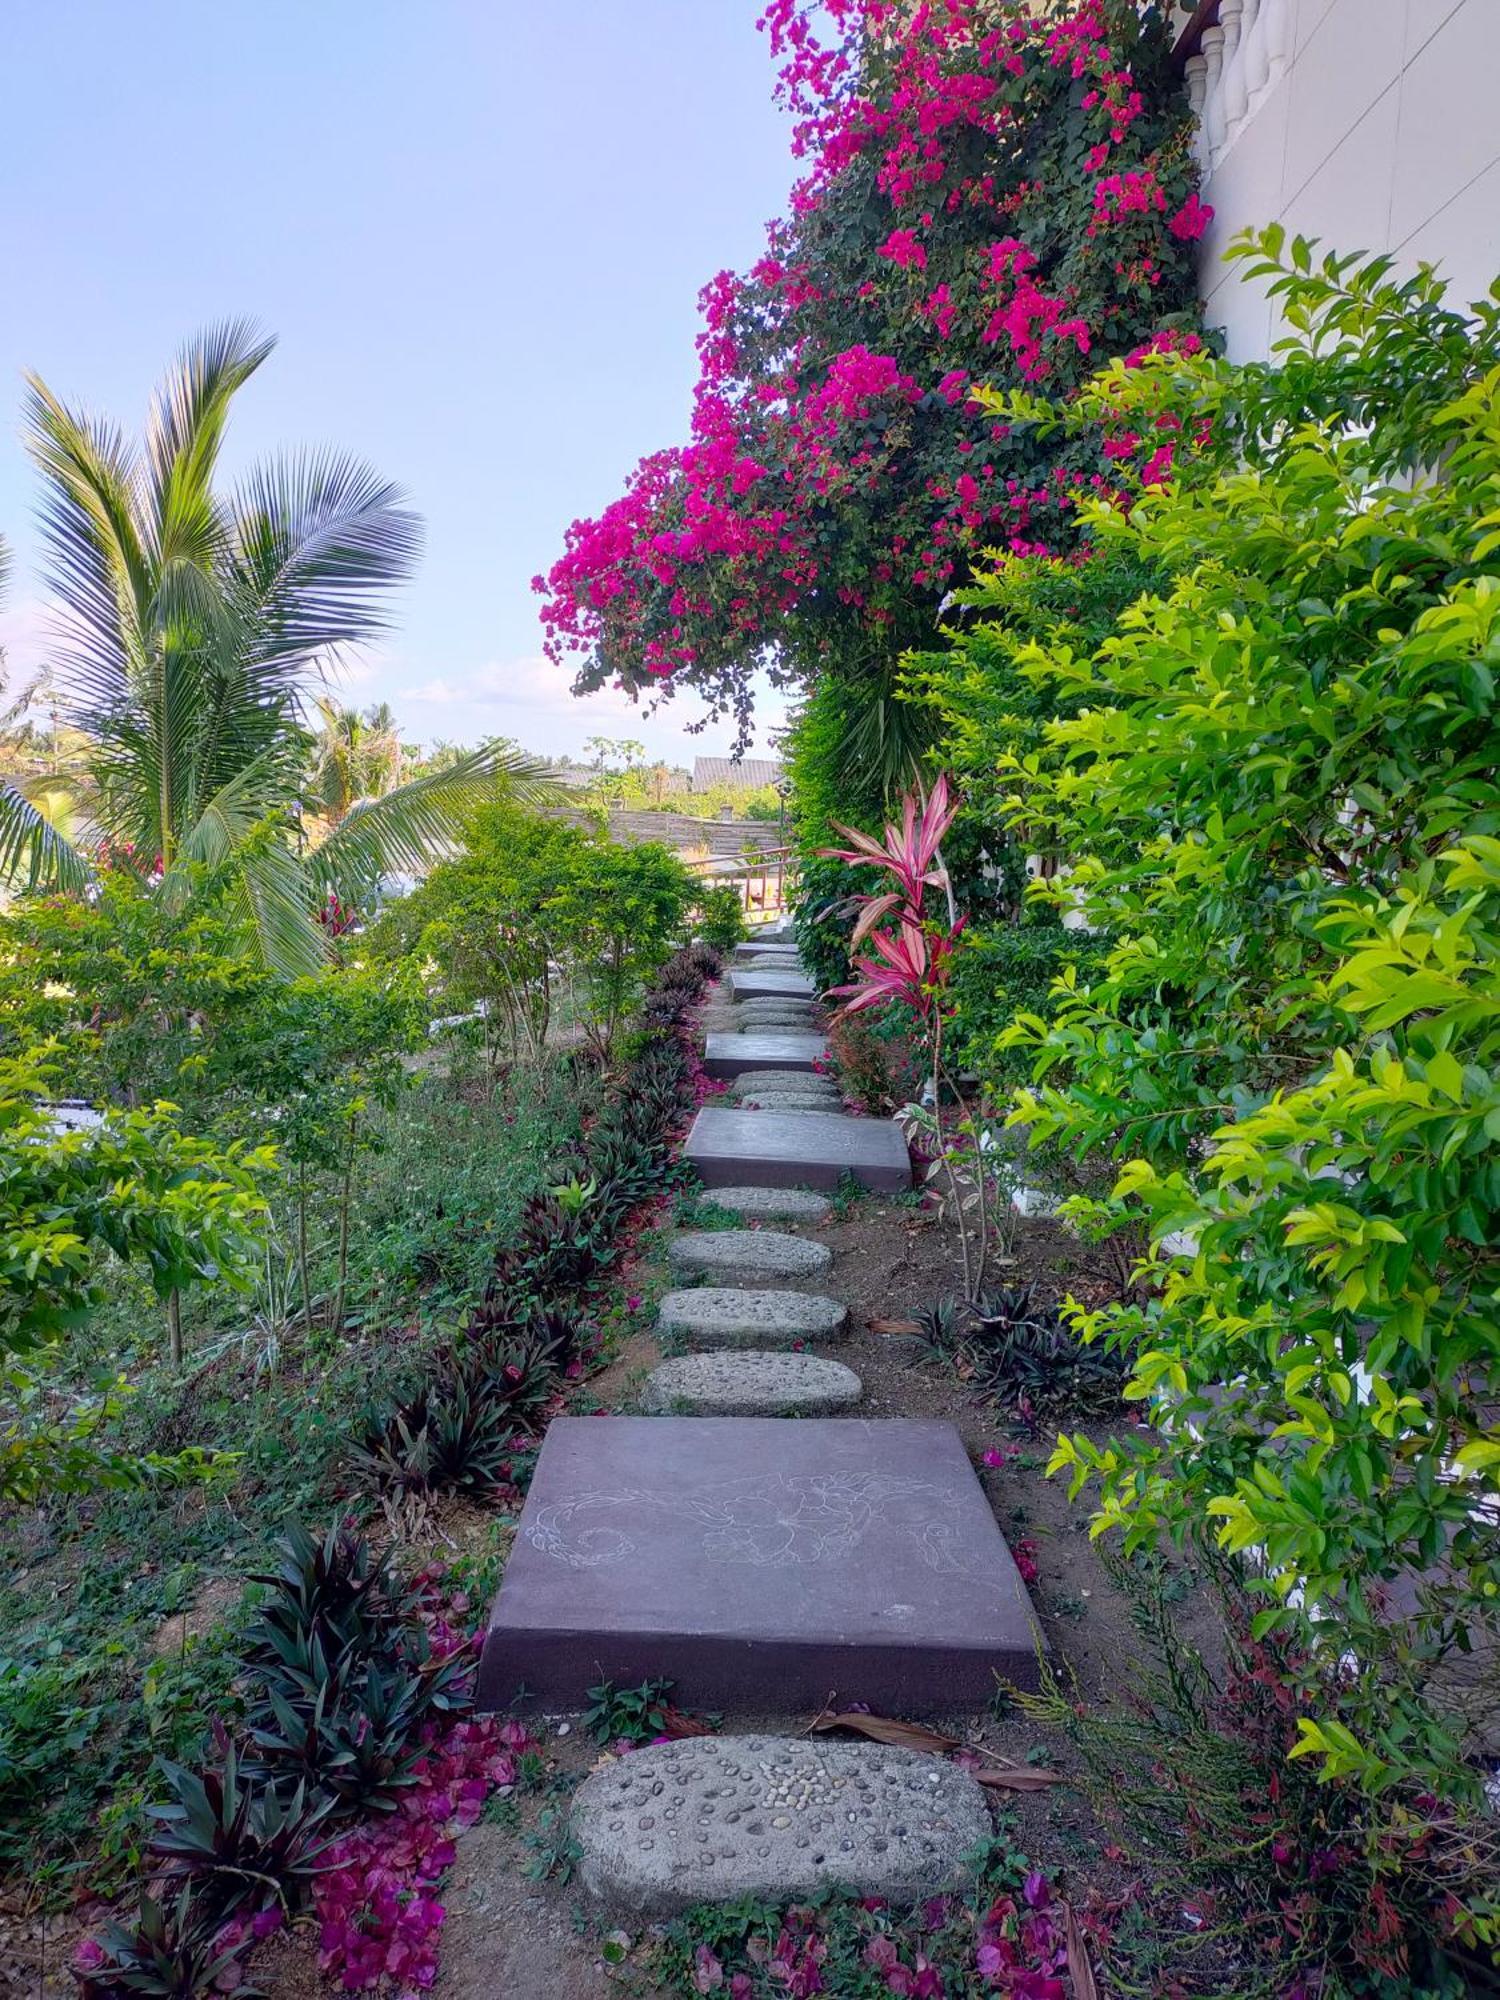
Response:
[1191, 0, 1500, 360]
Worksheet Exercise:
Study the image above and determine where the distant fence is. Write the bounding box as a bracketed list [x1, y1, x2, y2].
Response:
[688, 845, 798, 925]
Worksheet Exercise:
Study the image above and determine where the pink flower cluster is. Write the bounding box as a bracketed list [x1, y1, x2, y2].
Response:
[315, 1714, 533, 1997]
[973, 1872, 1071, 1995]
[538, 0, 1209, 704]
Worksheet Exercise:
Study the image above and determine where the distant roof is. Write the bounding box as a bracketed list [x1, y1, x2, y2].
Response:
[691, 756, 784, 791]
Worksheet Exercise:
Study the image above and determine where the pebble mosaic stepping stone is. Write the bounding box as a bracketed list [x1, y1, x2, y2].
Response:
[737, 1093, 846, 1114]
[476, 1417, 1045, 1715]
[641, 1349, 862, 1416]
[733, 942, 805, 963]
[729, 968, 817, 1000]
[733, 1078, 838, 1099]
[693, 1186, 833, 1223]
[669, 1227, 832, 1288]
[704, 1032, 828, 1078]
[732, 1008, 819, 1031]
[656, 1286, 848, 1347]
[572, 1734, 990, 1916]
[729, 1071, 837, 1099]
[685, 1104, 911, 1192]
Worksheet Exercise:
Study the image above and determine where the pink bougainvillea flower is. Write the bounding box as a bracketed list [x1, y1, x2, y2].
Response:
[877, 225, 928, 271]
[1169, 192, 1213, 240]
[694, 1941, 725, 1990]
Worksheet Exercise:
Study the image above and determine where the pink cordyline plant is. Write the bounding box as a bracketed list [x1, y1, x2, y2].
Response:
[821, 774, 995, 1297]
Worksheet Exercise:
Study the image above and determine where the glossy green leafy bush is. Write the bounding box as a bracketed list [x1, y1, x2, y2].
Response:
[971, 234, 1500, 1962]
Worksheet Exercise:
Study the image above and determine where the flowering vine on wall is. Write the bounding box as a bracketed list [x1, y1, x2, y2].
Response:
[536, 0, 1210, 745]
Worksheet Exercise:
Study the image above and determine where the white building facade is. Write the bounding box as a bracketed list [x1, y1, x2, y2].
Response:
[1172, 0, 1500, 359]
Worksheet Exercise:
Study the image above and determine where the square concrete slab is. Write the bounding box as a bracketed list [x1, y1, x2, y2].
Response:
[704, 1032, 828, 1079]
[728, 968, 817, 1000]
[684, 1105, 911, 1193]
[476, 1417, 1043, 1715]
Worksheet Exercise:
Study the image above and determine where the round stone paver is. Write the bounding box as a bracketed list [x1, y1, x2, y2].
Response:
[737, 1093, 847, 1114]
[696, 1186, 833, 1224]
[573, 1734, 991, 1917]
[641, 1349, 862, 1416]
[656, 1286, 847, 1348]
[730, 1071, 837, 1099]
[669, 1228, 832, 1289]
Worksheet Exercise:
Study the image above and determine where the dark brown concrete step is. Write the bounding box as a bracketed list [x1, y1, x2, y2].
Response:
[476, 1417, 1045, 1717]
[703, 1031, 828, 1078]
[684, 1104, 911, 1193]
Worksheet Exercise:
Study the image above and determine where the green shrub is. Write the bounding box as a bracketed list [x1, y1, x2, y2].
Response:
[980, 233, 1500, 1971]
[694, 884, 747, 953]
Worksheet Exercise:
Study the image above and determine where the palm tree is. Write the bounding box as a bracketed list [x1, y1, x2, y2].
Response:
[0, 323, 552, 973]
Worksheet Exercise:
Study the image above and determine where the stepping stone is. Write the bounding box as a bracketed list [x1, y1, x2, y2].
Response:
[669, 1228, 832, 1289]
[733, 944, 804, 965]
[656, 1286, 848, 1348]
[729, 968, 817, 1000]
[738, 1093, 845, 1114]
[572, 1734, 990, 1916]
[694, 1186, 833, 1223]
[735, 995, 817, 1015]
[734, 1079, 839, 1101]
[729, 1071, 838, 1099]
[641, 1350, 862, 1416]
[734, 938, 803, 957]
[704, 1032, 828, 1078]
[685, 1106, 911, 1193]
[476, 1417, 1045, 1714]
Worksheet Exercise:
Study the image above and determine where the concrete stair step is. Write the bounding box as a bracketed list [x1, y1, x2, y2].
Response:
[728, 968, 817, 1000]
[685, 1104, 911, 1192]
[656, 1286, 848, 1347]
[572, 1733, 990, 1916]
[477, 1416, 1045, 1722]
[703, 1032, 828, 1078]
[640, 1349, 862, 1416]
[668, 1227, 832, 1289]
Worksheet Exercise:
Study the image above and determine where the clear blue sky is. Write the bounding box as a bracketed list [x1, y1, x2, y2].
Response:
[0, 0, 797, 764]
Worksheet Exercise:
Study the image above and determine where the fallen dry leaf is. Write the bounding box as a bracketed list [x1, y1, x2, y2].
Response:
[1062, 1900, 1099, 2000]
[809, 1710, 960, 1755]
[973, 1764, 1067, 1792]
[868, 1317, 922, 1337]
[660, 1706, 715, 1738]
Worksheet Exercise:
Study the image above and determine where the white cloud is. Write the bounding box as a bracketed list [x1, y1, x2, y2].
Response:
[392, 653, 793, 764]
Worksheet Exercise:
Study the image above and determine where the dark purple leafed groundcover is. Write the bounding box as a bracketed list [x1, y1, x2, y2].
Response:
[477, 1416, 1043, 1716]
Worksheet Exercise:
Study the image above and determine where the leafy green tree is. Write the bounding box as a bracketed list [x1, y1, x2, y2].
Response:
[205, 961, 424, 1333]
[979, 236, 1500, 1855]
[0, 1046, 271, 1498]
[549, 834, 695, 1059]
[0, 323, 552, 973]
[372, 805, 694, 1064]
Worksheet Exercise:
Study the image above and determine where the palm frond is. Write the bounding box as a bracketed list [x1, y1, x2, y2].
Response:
[0, 780, 91, 894]
[316, 742, 558, 904]
[23, 374, 151, 730]
[224, 837, 327, 980]
[145, 320, 274, 574]
[225, 450, 422, 678]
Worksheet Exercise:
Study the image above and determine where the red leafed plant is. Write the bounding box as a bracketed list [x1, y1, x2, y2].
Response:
[821, 775, 999, 1297]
